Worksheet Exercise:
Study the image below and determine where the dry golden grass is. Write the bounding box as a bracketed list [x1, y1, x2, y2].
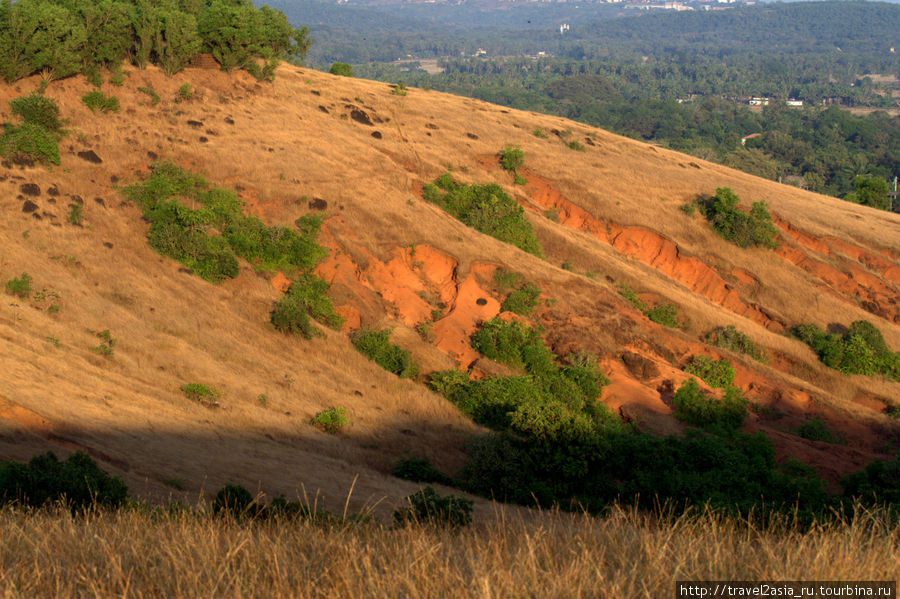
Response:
[0, 502, 897, 599]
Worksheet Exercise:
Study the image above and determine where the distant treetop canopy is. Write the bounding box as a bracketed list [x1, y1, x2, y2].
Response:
[0, 0, 312, 82]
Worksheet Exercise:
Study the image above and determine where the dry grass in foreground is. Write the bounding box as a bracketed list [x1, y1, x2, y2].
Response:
[0, 504, 897, 598]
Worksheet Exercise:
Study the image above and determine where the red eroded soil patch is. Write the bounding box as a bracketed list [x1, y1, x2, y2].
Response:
[524, 173, 783, 331]
[433, 265, 502, 368]
[315, 224, 500, 367]
[270, 271, 291, 293]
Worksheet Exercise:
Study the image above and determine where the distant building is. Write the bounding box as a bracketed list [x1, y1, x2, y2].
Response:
[748, 97, 770, 106]
[559, 23, 570, 35]
[786, 99, 803, 107]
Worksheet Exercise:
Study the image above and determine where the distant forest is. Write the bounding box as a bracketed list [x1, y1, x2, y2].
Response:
[281, 0, 900, 206]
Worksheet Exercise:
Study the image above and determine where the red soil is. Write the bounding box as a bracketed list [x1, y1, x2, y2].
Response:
[524, 174, 784, 331]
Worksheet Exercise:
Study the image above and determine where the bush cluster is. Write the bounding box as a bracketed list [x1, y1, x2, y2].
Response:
[271, 274, 344, 338]
[704, 325, 768, 363]
[0, 93, 63, 165]
[671, 378, 747, 433]
[497, 275, 541, 316]
[683, 355, 736, 389]
[351, 329, 419, 379]
[498, 145, 525, 179]
[392, 457, 454, 486]
[81, 90, 119, 113]
[433, 320, 613, 440]
[792, 320, 899, 380]
[212, 484, 355, 523]
[392, 487, 473, 528]
[0, 451, 127, 509]
[0, 0, 310, 82]
[693, 187, 779, 249]
[310, 407, 348, 434]
[124, 162, 336, 331]
[423, 174, 543, 257]
[5, 272, 32, 298]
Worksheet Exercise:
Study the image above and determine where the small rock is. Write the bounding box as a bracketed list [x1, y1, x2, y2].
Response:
[20, 183, 40, 196]
[308, 198, 328, 210]
[21, 200, 38, 213]
[77, 150, 103, 164]
[371, 131, 382, 139]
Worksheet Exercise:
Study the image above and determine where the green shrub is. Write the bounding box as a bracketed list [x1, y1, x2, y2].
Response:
[390, 82, 407, 96]
[178, 83, 194, 101]
[180, 383, 221, 406]
[423, 175, 542, 257]
[68, 204, 84, 225]
[646, 304, 681, 328]
[0, 122, 60, 165]
[500, 282, 541, 316]
[471, 318, 555, 376]
[137, 85, 161, 105]
[544, 207, 560, 222]
[10, 93, 63, 133]
[329, 62, 354, 77]
[792, 321, 899, 380]
[5, 272, 32, 298]
[213, 484, 258, 518]
[796, 418, 840, 444]
[567, 140, 585, 151]
[499, 145, 524, 173]
[533, 128, 548, 138]
[271, 273, 344, 338]
[493, 269, 522, 291]
[310, 407, 347, 434]
[696, 187, 778, 249]
[617, 283, 647, 312]
[684, 355, 736, 389]
[81, 90, 119, 113]
[125, 162, 331, 286]
[351, 329, 418, 378]
[704, 325, 768, 362]
[0, 451, 127, 509]
[672, 379, 747, 433]
[392, 487, 472, 528]
[91, 329, 116, 358]
[841, 455, 900, 507]
[392, 457, 454, 486]
[110, 67, 126, 87]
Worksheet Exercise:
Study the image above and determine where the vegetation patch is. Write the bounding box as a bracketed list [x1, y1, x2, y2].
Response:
[423, 174, 542, 257]
[498, 145, 525, 183]
[792, 320, 899, 380]
[180, 383, 221, 406]
[0, 451, 127, 509]
[330, 62, 354, 77]
[704, 325, 768, 363]
[81, 91, 119, 114]
[683, 355, 736, 389]
[0, 0, 309, 82]
[124, 163, 333, 300]
[493, 269, 541, 316]
[5, 272, 32, 298]
[392, 487, 473, 528]
[271, 273, 344, 338]
[796, 418, 841, 444]
[690, 187, 778, 249]
[392, 457, 454, 486]
[671, 378, 747, 433]
[351, 329, 419, 379]
[0, 93, 63, 166]
[91, 329, 117, 358]
[310, 407, 348, 434]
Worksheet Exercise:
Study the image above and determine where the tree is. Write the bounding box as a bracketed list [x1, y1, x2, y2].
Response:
[329, 62, 353, 77]
[844, 175, 890, 210]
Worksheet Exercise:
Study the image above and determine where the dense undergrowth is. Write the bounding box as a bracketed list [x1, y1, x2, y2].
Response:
[428, 318, 897, 519]
[423, 174, 543, 257]
[0, 92, 64, 165]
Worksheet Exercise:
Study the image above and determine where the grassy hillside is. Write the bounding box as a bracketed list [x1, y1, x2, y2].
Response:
[0, 61, 898, 518]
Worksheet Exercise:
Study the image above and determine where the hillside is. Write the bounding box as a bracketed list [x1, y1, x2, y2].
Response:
[1, 63, 899, 517]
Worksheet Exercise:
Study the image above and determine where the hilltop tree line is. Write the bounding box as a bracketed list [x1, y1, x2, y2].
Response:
[0, 0, 311, 81]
